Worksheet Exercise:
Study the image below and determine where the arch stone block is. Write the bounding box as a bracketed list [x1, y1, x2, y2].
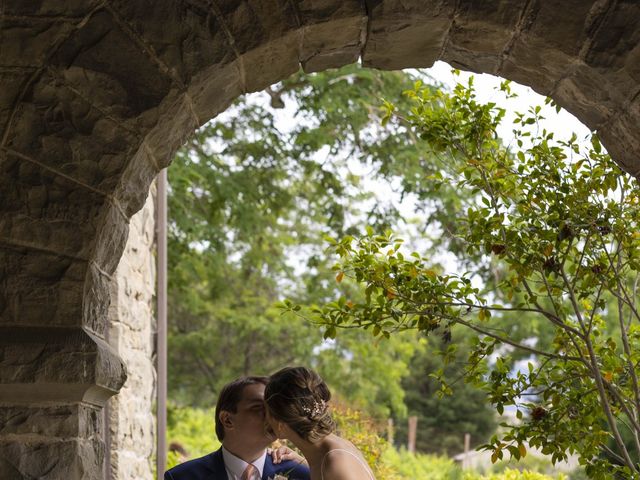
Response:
[0, 327, 126, 405]
[0, 250, 85, 327]
[0, 404, 105, 479]
[363, 0, 455, 70]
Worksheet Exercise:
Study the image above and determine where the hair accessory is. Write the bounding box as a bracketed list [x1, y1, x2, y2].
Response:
[301, 399, 326, 418]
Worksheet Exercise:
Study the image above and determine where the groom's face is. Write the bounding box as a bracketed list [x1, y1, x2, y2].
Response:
[225, 383, 275, 447]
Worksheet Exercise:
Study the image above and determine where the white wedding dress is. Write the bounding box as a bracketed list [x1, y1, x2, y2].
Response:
[320, 449, 375, 480]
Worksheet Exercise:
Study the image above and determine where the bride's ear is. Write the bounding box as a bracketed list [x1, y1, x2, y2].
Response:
[277, 420, 288, 436]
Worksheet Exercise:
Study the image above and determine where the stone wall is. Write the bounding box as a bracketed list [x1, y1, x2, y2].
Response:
[106, 183, 157, 480]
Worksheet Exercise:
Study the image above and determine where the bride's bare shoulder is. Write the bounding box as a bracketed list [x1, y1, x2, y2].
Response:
[320, 454, 357, 480]
[321, 448, 373, 480]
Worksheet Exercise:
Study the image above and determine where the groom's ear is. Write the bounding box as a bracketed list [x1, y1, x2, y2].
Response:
[219, 410, 234, 430]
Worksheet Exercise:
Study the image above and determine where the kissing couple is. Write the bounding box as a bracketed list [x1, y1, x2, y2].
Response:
[165, 366, 376, 480]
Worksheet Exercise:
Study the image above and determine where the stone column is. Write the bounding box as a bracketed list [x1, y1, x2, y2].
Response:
[106, 184, 157, 479]
[0, 326, 126, 478]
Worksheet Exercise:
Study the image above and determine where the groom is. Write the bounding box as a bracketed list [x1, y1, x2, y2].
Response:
[164, 376, 310, 480]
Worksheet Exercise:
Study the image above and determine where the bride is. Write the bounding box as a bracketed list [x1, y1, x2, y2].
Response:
[265, 366, 376, 480]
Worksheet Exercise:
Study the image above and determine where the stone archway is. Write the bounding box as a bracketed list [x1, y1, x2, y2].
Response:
[1, 1, 638, 478]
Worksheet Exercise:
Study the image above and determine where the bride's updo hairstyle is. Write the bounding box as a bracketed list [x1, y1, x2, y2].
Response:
[265, 366, 335, 442]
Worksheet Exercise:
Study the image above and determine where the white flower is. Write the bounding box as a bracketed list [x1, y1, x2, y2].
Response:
[268, 475, 289, 480]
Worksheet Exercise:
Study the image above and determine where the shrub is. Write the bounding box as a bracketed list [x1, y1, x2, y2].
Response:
[464, 470, 566, 480]
[333, 404, 463, 480]
[381, 448, 465, 479]
[166, 403, 220, 468]
[165, 403, 566, 480]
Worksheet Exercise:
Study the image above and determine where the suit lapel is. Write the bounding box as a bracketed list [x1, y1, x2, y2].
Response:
[206, 448, 229, 480]
[262, 455, 276, 480]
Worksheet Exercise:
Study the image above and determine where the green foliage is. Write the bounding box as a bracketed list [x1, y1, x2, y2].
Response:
[166, 404, 566, 480]
[289, 78, 640, 477]
[331, 404, 395, 478]
[166, 403, 220, 468]
[490, 452, 574, 477]
[315, 330, 417, 419]
[324, 405, 563, 480]
[311, 402, 465, 479]
[381, 448, 465, 479]
[167, 65, 425, 412]
[168, 65, 496, 433]
[394, 332, 497, 456]
[464, 470, 566, 480]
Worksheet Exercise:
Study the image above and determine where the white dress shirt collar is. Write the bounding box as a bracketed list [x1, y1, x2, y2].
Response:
[222, 446, 266, 480]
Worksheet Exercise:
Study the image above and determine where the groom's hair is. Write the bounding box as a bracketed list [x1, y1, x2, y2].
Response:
[215, 376, 268, 441]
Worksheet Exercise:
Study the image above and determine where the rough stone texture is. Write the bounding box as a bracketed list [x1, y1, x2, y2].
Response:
[442, 1, 523, 74]
[297, 1, 366, 72]
[106, 184, 157, 479]
[363, 0, 456, 70]
[0, 1, 639, 478]
[0, 404, 106, 479]
[0, 327, 126, 405]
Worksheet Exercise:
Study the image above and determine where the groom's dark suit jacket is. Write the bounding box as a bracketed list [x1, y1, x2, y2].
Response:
[164, 448, 311, 480]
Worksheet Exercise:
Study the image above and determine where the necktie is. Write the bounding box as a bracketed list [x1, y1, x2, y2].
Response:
[241, 463, 259, 480]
